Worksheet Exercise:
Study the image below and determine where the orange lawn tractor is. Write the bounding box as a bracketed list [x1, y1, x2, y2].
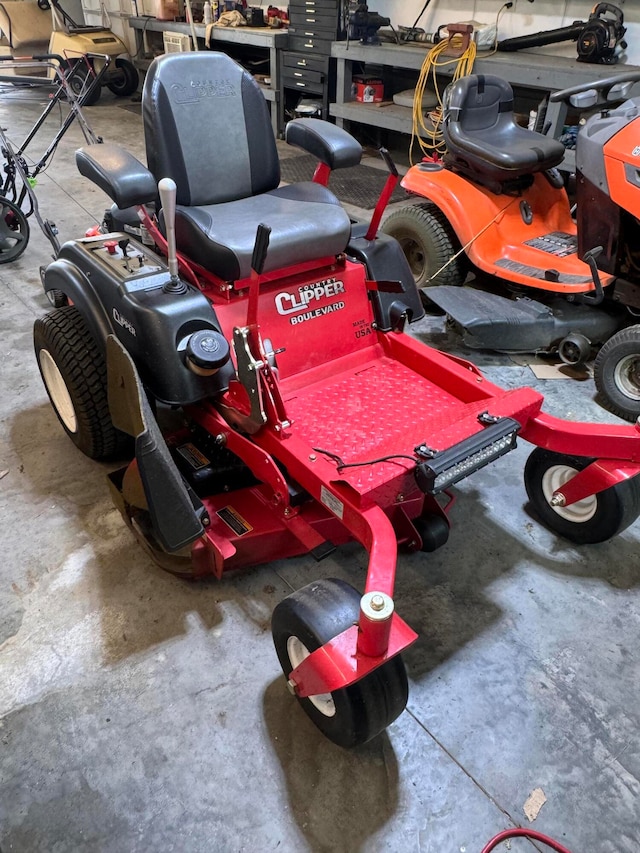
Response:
[383, 71, 640, 422]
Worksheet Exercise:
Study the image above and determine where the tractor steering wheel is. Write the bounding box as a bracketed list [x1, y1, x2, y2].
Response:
[550, 71, 640, 106]
[38, 0, 51, 8]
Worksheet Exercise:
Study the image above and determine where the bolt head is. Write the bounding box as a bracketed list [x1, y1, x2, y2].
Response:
[309, 453, 317, 461]
[550, 492, 566, 507]
[370, 594, 385, 611]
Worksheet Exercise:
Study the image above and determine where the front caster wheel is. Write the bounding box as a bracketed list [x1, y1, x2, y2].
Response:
[34, 306, 129, 460]
[594, 326, 640, 422]
[524, 447, 640, 544]
[271, 578, 408, 748]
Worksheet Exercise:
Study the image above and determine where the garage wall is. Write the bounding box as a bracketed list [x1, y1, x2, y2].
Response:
[373, 0, 639, 64]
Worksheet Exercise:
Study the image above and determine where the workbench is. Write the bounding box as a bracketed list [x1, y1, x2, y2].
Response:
[330, 41, 640, 168]
[127, 16, 288, 136]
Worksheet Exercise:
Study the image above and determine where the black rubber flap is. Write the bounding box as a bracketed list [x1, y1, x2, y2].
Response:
[106, 335, 205, 553]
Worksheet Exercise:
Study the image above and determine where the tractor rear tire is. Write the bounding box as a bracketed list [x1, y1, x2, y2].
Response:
[594, 326, 640, 422]
[272, 577, 408, 748]
[107, 58, 139, 97]
[381, 202, 466, 290]
[524, 447, 640, 544]
[34, 306, 128, 460]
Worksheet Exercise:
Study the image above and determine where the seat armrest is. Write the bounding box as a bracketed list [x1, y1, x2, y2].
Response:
[285, 118, 362, 170]
[76, 143, 157, 209]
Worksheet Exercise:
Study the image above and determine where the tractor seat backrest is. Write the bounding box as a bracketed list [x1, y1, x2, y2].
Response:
[447, 74, 511, 133]
[0, 0, 51, 53]
[142, 51, 280, 208]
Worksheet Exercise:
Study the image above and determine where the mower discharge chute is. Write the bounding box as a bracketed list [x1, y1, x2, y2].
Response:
[33, 52, 640, 748]
[383, 71, 640, 422]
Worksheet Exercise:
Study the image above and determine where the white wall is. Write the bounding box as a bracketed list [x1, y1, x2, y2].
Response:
[372, 0, 640, 65]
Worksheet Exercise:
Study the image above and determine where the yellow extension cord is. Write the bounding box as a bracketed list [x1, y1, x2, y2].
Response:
[410, 35, 477, 165]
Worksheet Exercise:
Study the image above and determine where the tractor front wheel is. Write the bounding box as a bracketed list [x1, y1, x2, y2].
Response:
[271, 577, 408, 748]
[381, 202, 466, 290]
[524, 447, 640, 544]
[34, 306, 128, 460]
[594, 326, 640, 422]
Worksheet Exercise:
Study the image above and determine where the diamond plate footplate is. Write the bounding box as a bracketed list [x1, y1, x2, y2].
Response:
[284, 356, 503, 496]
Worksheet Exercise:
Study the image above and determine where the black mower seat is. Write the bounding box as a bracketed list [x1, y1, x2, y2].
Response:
[143, 52, 354, 281]
[444, 75, 565, 183]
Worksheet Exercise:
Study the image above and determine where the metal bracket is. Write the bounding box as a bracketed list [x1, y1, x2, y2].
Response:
[233, 326, 267, 431]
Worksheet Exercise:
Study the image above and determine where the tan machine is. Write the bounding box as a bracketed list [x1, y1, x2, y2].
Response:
[0, 0, 138, 104]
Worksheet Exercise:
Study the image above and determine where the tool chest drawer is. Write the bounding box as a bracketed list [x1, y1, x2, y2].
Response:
[288, 31, 335, 55]
[283, 52, 329, 74]
[288, 10, 337, 30]
[282, 67, 325, 93]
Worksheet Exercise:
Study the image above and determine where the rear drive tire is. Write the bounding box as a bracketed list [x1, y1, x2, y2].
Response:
[34, 306, 128, 460]
[107, 58, 139, 97]
[381, 202, 466, 289]
[594, 326, 640, 422]
[524, 447, 640, 544]
[272, 577, 408, 748]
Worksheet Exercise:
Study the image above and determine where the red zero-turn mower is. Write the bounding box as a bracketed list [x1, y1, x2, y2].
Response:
[34, 52, 640, 747]
[382, 71, 640, 422]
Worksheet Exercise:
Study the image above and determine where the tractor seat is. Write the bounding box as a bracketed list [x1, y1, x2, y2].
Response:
[143, 52, 356, 281]
[443, 75, 565, 187]
[0, 0, 51, 58]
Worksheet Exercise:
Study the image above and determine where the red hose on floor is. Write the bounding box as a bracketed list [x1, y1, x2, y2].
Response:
[481, 828, 574, 853]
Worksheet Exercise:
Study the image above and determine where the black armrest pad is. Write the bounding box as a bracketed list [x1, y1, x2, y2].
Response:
[285, 118, 362, 170]
[76, 143, 157, 209]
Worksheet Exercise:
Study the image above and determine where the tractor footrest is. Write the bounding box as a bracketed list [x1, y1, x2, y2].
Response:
[415, 416, 520, 494]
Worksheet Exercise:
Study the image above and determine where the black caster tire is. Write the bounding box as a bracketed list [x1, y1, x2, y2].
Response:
[524, 447, 640, 544]
[413, 513, 449, 552]
[381, 202, 466, 289]
[271, 577, 408, 748]
[107, 59, 140, 97]
[594, 326, 640, 422]
[34, 306, 129, 460]
[68, 62, 102, 106]
[0, 197, 29, 263]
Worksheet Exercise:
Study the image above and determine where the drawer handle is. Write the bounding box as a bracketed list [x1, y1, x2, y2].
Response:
[304, 41, 313, 47]
[306, 17, 316, 22]
[305, 31, 314, 36]
[296, 60, 307, 66]
[296, 82, 307, 87]
[294, 71, 303, 76]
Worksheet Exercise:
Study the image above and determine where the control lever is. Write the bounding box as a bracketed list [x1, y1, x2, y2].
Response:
[158, 177, 186, 294]
[365, 147, 399, 242]
[247, 223, 271, 327]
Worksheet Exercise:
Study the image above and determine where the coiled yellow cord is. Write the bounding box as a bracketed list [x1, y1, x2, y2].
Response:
[410, 35, 477, 164]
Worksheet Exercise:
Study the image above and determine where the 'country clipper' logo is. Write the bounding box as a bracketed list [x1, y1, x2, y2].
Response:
[113, 307, 136, 337]
[275, 278, 346, 325]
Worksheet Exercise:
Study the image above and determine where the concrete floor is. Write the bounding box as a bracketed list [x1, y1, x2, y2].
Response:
[1, 82, 639, 853]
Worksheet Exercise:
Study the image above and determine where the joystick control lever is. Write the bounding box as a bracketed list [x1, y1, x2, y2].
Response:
[158, 177, 186, 294]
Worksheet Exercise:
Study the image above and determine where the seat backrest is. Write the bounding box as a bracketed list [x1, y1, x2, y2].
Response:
[447, 74, 515, 133]
[0, 1, 51, 52]
[142, 51, 280, 208]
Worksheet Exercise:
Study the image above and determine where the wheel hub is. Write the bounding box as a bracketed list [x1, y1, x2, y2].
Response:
[39, 348, 77, 433]
[286, 635, 336, 717]
[613, 354, 640, 401]
[541, 464, 597, 523]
